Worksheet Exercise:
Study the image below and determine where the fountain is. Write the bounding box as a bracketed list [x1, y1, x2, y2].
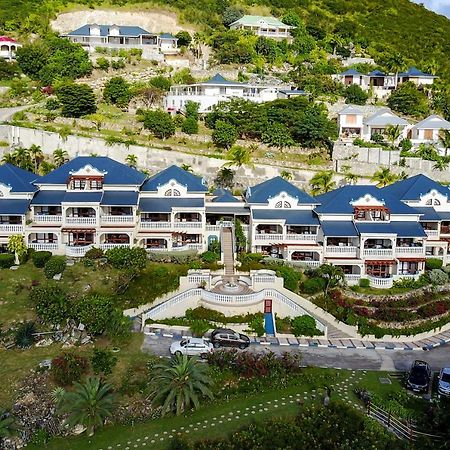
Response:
[212, 277, 252, 295]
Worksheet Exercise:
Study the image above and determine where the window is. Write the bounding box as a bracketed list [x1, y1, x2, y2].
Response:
[72, 179, 86, 190]
[426, 199, 432, 205]
[164, 189, 181, 196]
[434, 199, 441, 206]
[89, 180, 103, 190]
[347, 114, 357, 125]
[275, 201, 291, 208]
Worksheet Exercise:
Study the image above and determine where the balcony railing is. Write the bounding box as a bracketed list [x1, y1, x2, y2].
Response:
[173, 221, 203, 229]
[325, 246, 358, 257]
[362, 248, 393, 257]
[101, 215, 135, 224]
[254, 234, 284, 241]
[140, 221, 172, 229]
[66, 244, 93, 257]
[65, 217, 97, 225]
[285, 234, 318, 242]
[424, 229, 439, 238]
[99, 243, 131, 250]
[290, 260, 321, 268]
[149, 243, 203, 252]
[254, 233, 317, 242]
[395, 247, 425, 256]
[0, 224, 24, 232]
[368, 276, 393, 288]
[34, 215, 63, 224]
[28, 243, 59, 251]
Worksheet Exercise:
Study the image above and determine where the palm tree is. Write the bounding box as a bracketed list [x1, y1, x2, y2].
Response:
[224, 145, 253, 169]
[125, 154, 138, 169]
[0, 409, 16, 444]
[433, 158, 450, 172]
[53, 148, 69, 167]
[371, 167, 397, 187]
[38, 160, 56, 176]
[148, 354, 213, 416]
[317, 264, 345, 297]
[310, 171, 336, 195]
[384, 52, 405, 89]
[385, 125, 401, 149]
[439, 129, 450, 157]
[344, 172, 359, 185]
[28, 144, 44, 173]
[57, 377, 115, 437]
[280, 170, 293, 181]
[12, 146, 32, 170]
[1, 153, 16, 164]
[214, 167, 235, 189]
[181, 164, 193, 173]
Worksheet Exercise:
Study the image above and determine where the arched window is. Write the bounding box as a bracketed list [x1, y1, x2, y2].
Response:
[275, 201, 282, 208]
[426, 199, 432, 205]
[164, 189, 172, 196]
[284, 201, 291, 208]
[173, 189, 181, 196]
[434, 199, 441, 206]
[164, 189, 181, 196]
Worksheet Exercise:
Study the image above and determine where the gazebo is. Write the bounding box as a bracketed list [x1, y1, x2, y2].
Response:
[0, 36, 21, 61]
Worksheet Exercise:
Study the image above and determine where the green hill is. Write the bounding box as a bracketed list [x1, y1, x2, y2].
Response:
[1, 0, 450, 80]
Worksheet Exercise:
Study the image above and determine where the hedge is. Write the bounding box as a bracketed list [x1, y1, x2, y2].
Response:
[0, 253, 15, 268]
[44, 256, 67, 279]
[32, 250, 52, 268]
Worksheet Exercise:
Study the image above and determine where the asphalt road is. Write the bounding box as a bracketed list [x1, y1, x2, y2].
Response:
[142, 334, 450, 372]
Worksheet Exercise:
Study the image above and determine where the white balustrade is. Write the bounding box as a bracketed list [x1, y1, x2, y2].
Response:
[140, 221, 172, 229]
[344, 274, 361, 285]
[0, 224, 24, 232]
[254, 234, 284, 241]
[395, 247, 425, 256]
[425, 229, 439, 238]
[252, 275, 276, 284]
[325, 246, 358, 257]
[101, 215, 135, 224]
[368, 276, 393, 288]
[65, 217, 97, 225]
[33, 215, 62, 224]
[362, 248, 393, 257]
[66, 244, 93, 257]
[28, 243, 59, 251]
[173, 221, 203, 229]
[285, 234, 318, 242]
[206, 225, 221, 232]
[99, 243, 130, 250]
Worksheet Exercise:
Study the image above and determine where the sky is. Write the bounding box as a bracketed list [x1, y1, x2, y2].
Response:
[411, 0, 450, 18]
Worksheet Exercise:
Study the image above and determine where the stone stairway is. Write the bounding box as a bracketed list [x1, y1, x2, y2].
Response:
[326, 322, 352, 339]
[221, 227, 235, 277]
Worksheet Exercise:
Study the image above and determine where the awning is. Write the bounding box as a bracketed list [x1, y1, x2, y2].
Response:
[139, 198, 204, 213]
[252, 209, 319, 225]
[397, 257, 426, 262]
[321, 221, 358, 237]
[101, 191, 138, 206]
[356, 223, 395, 234]
[365, 260, 396, 265]
[61, 228, 96, 233]
[31, 190, 66, 206]
[63, 192, 103, 203]
[0, 199, 30, 215]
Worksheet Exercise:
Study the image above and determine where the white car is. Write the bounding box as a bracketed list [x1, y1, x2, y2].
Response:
[170, 337, 213, 359]
[438, 367, 450, 397]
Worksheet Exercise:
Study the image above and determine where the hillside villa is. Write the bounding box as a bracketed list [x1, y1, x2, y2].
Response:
[1, 157, 450, 288]
[229, 15, 295, 41]
[0, 36, 21, 61]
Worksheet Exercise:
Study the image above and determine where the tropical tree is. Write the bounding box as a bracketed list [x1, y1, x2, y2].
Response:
[7, 234, 27, 264]
[385, 124, 401, 148]
[261, 123, 294, 152]
[224, 145, 253, 168]
[38, 160, 56, 176]
[439, 129, 450, 157]
[383, 52, 405, 89]
[57, 377, 115, 436]
[53, 148, 69, 167]
[148, 354, 213, 416]
[433, 158, 450, 172]
[12, 146, 32, 170]
[280, 170, 293, 181]
[29, 144, 44, 173]
[181, 164, 193, 173]
[371, 167, 397, 187]
[1, 153, 15, 164]
[0, 409, 16, 443]
[317, 264, 345, 297]
[125, 154, 137, 169]
[214, 167, 235, 189]
[310, 171, 336, 195]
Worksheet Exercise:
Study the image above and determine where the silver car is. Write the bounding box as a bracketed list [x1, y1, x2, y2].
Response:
[438, 368, 450, 397]
[170, 337, 213, 359]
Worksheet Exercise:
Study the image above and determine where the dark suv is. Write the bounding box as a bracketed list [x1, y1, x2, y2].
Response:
[211, 328, 250, 349]
[406, 360, 431, 393]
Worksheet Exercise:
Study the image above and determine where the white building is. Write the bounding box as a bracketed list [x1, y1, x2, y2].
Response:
[0, 36, 21, 61]
[165, 73, 284, 113]
[229, 15, 295, 41]
[409, 115, 450, 148]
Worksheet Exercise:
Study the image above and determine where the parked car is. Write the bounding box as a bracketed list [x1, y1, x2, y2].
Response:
[406, 360, 431, 393]
[170, 337, 213, 358]
[211, 328, 250, 349]
[438, 367, 450, 397]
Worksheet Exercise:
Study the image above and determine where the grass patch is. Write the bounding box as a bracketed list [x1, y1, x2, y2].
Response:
[350, 285, 415, 296]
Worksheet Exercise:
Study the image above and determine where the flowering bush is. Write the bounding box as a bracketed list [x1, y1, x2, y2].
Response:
[51, 352, 89, 386]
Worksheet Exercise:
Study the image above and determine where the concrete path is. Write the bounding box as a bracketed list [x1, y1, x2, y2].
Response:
[0, 105, 29, 123]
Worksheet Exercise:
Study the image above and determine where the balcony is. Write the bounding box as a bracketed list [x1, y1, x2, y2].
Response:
[28, 242, 59, 251]
[65, 217, 97, 225]
[424, 229, 439, 239]
[367, 276, 393, 288]
[101, 215, 135, 225]
[0, 224, 24, 233]
[395, 246, 425, 257]
[325, 246, 358, 258]
[285, 233, 318, 242]
[140, 221, 172, 230]
[362, 248, 393, 258]
[254, 234, 284, 242]
[99, 243, 131, 250]
[173, 221, 203, 229]
[33, 215, 63, 224]
[66, 244, 93, 257]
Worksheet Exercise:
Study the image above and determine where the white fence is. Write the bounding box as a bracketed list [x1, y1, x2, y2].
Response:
[0, 224, 24, 232]
[33, 215, 62, 224]
[28, 242, 59, 251]
[368, 276, 393, 288]
[101, 215, 135, 224]
[325, 246, 358, 257]
[65, 245, 93, 257]
[362, 248, 393, 257]
[65, 217, 97, 225]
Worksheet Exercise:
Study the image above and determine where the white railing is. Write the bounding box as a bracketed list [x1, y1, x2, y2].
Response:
[99, 243, 130, 250]
[395, 273, 420, 280]
[425, 229, 439, 238]
[173, 221, 203, 229]
[149, 244, 203, 252]
[345, 274, 361, 285]
[290, 260, 321, 268]
[206, 225, 221, 232]
[325, 246, 358, 257]
[140, 221, 172, 229]
[362, 248, 393, 257]
[33, 215, 62, 224]
[285, 234, 318, 242]
[201, 289, 265, 305]
[252, 275, 276, 284]
[368, 276, 393, 288]
[395, 247, 425, 256]
[65, 245, 93, 257]
[101, 215, 135, 224]
[28, 243, 59, 251]
[254, 234, 284, 241]
[187, 275, 210, 284]
[0, 224, 24, 232]
[65, 217, 97, 225]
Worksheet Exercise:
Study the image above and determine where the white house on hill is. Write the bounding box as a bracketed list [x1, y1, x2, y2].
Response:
[409, 115, 450, 147]
[0, 36, 21, 61]
[229, 15, 295, 41]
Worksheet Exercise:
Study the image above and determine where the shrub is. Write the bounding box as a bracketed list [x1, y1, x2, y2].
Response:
[301, 277, 326, 294]
[32, 250, 52, 268]
[96, 57, 110, 71]
[212, 120, 237, 149]
[105, 247, 147, 270]
[143, 109, 175, 139]
[359, 278, 370, 288]
[0, 253, 15, 268]
[189, 320, 211, 337]
[273, 264, 302, 292]
[181, 117, 198, 134]
[248, 315, 265, 336]
[44, 256, 66, 279]
[56, 83, 97, 118]
[201, 251, 219, 263]
[29, 284, 69, 325]
[46, 98, 60, 110]
[429, 269, 448, 285]
[75, 294, 115, 335]
[149, 75, 172, 91]
[51, 352, 89, 386]
[103, 76, 131, 107]
[14, 321, 37, 348]
[426, 258, 443, 270]
[85, 247, 104, 259]
[91, 348, 118, 376]
[291, 315, 322, 337]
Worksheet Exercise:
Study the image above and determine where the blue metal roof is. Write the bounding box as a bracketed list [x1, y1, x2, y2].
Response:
[316, 185, 415, 215]
[63, 192, 103, 203]
[339, 69, 363, 76]
[139, 197, 204, 213]
[413, 207, 441, 222]
[141, 166, 207, 192]
[203, 74, 242, 86]
[212, 189, 240, 203]
[67, 24, 152, 37]
[398, 67, 437, 78]
[382, 174, 450, 201]
[31, 190, 66, 206]
[368, 70, 386, 77]
[0, 164, 39, 193]
[252, 209, 319, 225]
[101, 191, 138, 206]
[355, 221, 426, 237]
[320, 221, 358, 237]
[438, 212, 450, 221]
[247, 177, 318, 205]
[160, 33, 176, 39]
[0, 199, 30, 214]
[37, 157, 146, 186]
[206, 206, 249, 214]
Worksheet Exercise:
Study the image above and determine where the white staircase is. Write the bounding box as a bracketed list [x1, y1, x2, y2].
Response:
[221, 227, 235, 277]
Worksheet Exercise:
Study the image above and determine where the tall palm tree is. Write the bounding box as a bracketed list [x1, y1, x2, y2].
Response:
[439, 129, 450, 157]
[280, 170, 293, 181]
[344, 172, 359, 185]
[385, 125, 401, 149]
[0, 409, 16, 443]
[310, 171, 336, 195]
[28, 144, 44, 173]
[53, 148, 69, 167]
[384, 52, 405, 89]
[224, 145, 253, 169]
[148, 354, 213, 416]
[1, 153, 16, 164]
[214, 167, 235, 189]
[38, 161, 56, 175]
[317, 264, 345, 297]
[371, 167, 397, 187]
[12, 146, 32, 170]
[57, 377, 115, 437]
[125, 154, 138, 169]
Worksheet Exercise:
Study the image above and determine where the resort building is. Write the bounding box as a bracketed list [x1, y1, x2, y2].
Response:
[229, 15, 295, 41]
[62, 24, 178, 59]
[0, 36, 21, 60]
[165, 73, 284, 113]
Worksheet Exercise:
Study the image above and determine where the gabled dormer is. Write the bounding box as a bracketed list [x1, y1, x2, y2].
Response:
[67, 164, 106, 191]
[350, 194, 390, 222]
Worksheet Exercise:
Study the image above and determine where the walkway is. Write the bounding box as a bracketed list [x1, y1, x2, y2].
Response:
[221, 227, 235, 277]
